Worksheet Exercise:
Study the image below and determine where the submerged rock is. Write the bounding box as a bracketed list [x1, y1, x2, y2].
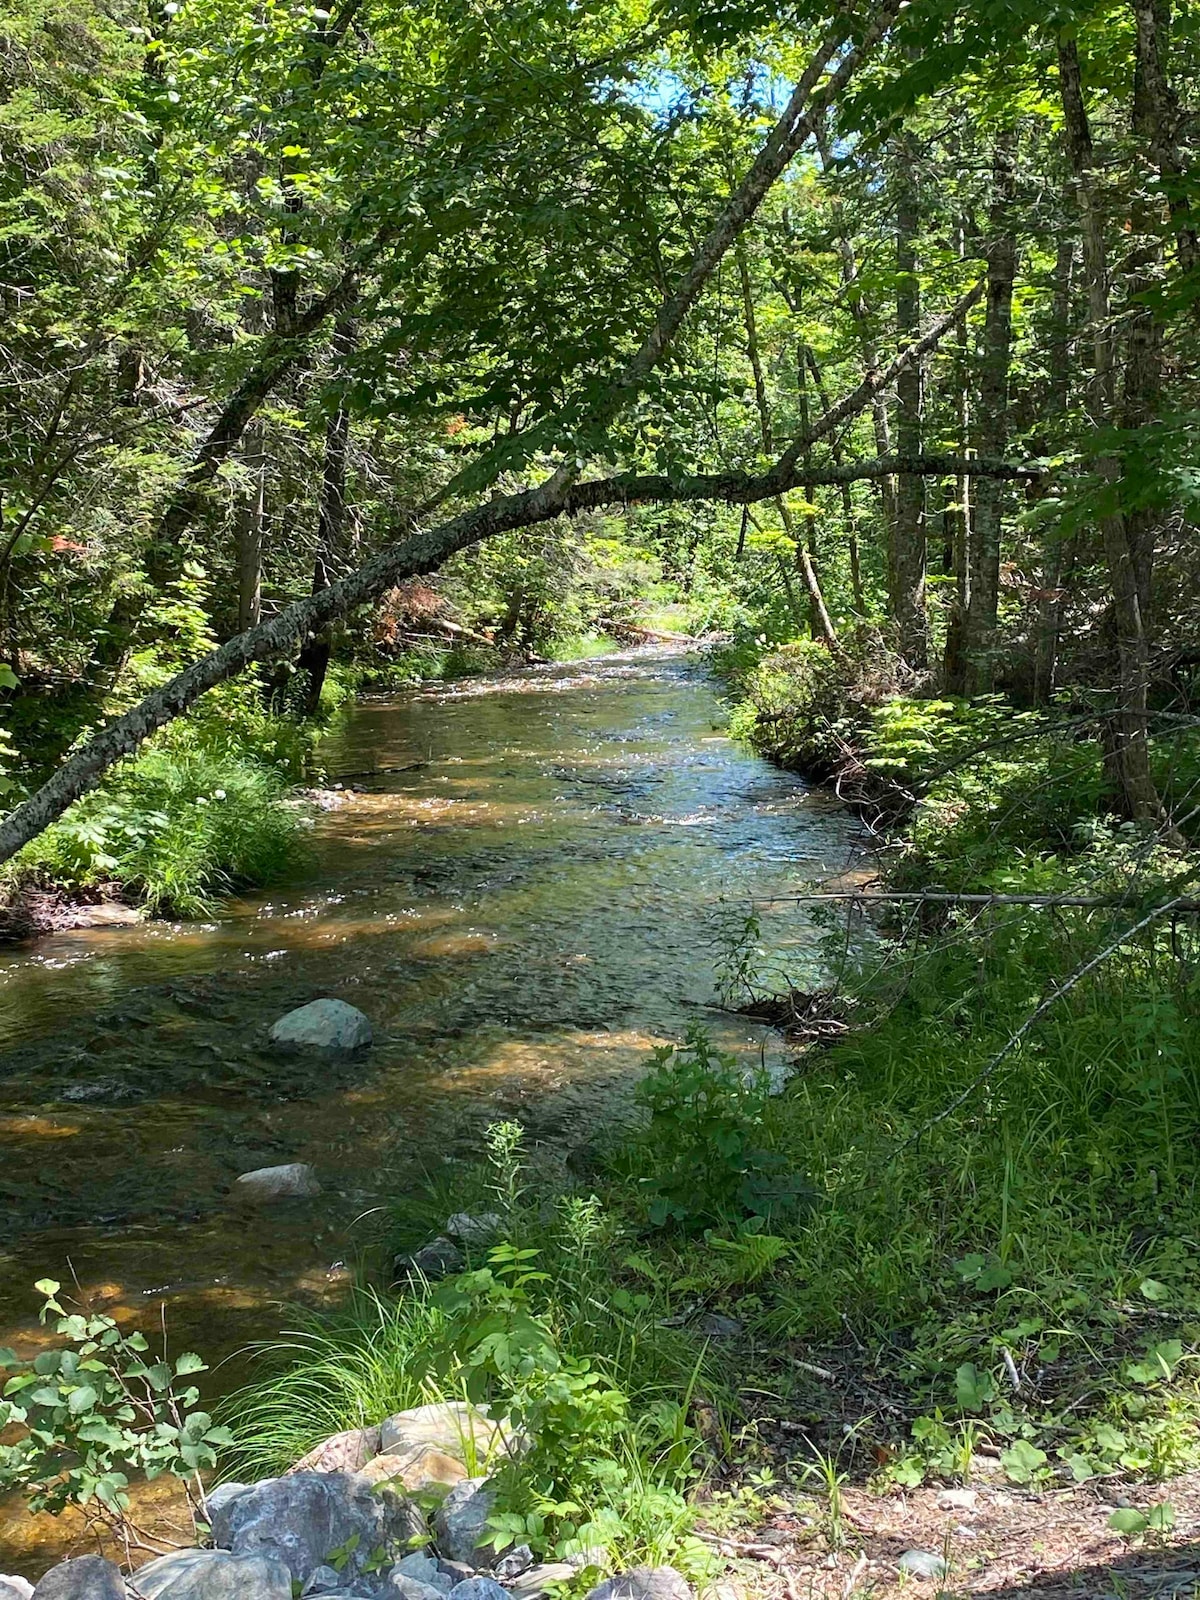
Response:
[234, 1162, 321, 1200]
[30, 1558, 124, 1600]
[133, 1548, 292, 1599]
[211, 1469, 425, 1586]
[433, 1478, 496, 1567]
[268, 998, 373, 1052]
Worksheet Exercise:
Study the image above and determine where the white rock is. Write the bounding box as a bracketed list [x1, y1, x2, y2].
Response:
[269, 998, 373, 1052]
[897, 1551, 948, 1581]
[936, 1488, 977, 1511]
[381, 1401, 523, 1469]
[0, 1579, 33, 1600]
[494, 1546, 533, 1580]
[583, 1569, 694, 1600]
[133, 1548, 292, 1599]
[234, 1163, 321, 1200]
[507, 1565, 578, 1599]
[302, 1569, 346, 1597]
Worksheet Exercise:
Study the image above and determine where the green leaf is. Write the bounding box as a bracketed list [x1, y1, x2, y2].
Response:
[1108, 1508, 1148, 1536]
[67, 1385, 98, 1414]
[1139, 1278, 1170, 1302]
[954, 1361, 995, 1412]
[175, 1352, 206, 1376]
[1000, 1439, 1047, 1484]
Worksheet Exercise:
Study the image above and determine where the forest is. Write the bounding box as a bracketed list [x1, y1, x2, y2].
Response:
[2, 0, 1200, 1590]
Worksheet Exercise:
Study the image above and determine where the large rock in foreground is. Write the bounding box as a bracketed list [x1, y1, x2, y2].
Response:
[211, 1470, 425, 1586]
[288, 1423, 382, 1474]
[0, 1579, 33, 1600]
[30, 1558, 124, 1600]
[380, 1401, 522, 1468]
[133, 1548, 292, 1599]
[268, 998, 373, 1052]
[432, 1478, 496, 1567]
[584, 1569, 695, 1600]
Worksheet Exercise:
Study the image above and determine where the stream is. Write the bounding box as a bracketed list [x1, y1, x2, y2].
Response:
[0, 647, 860, 1574]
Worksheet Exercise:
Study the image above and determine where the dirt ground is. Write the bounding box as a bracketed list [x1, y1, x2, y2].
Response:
[710, 1469, 1200, 1600]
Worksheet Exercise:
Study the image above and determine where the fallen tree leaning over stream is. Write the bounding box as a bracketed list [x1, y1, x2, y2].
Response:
[0, 0, 1045, 869]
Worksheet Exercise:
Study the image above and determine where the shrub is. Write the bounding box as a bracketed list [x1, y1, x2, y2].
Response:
[0, 1281, 230, 1531]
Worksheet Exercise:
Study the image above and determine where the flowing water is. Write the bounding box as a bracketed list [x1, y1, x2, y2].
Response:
[0, 648, 859, 1574]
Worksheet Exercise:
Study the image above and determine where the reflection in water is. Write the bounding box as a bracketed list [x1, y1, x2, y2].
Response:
[0, 649, 859, 1573]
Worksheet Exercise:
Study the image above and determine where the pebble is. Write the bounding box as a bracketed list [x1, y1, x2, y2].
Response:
[897, 1551, 948, 1581]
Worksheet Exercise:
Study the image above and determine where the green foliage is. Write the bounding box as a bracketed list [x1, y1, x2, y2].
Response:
[619, 1022, 800, 1232]
[0, 1281, 230, 1524]
[11, 737, 307, 915]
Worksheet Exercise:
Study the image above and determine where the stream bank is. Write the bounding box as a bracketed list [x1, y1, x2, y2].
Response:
[0, 647, 859, 1577]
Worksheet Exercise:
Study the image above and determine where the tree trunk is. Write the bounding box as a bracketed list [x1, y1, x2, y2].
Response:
[960, 133, 1017, 696]
[235, 420, 266, 634]
[1130, 0, 1197, 278]
[734, 241, 841, 652]
[815, 121, 897, 533]
[297, 324, 355, 714]
[1032, 232, 1076, 702]
[1058, 37, 1165, 822]
[890, 138, 928, 668]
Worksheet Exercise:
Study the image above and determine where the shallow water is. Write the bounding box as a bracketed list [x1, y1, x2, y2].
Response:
[0, 648, 859, 1573]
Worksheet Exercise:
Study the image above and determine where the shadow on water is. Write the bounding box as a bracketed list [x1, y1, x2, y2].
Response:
[0, 649, 862, 1574]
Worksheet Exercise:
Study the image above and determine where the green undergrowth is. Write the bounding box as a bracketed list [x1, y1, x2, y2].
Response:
[223, 933, 1200, 1558]
[222, 1124, 717, 1578]
[3, 688, 315, 916]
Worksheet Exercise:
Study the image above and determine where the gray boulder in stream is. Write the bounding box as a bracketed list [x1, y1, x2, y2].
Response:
[210, 1470, 426, 1587]
[268, 998, 373, 1052]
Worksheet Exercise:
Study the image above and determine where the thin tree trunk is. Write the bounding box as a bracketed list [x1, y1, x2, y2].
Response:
[296, 346, 353, 714]
[735, 239, 841, 652]
[1130, 0, 1197, 277]
[960, 132, 1017, 696]
[235, 420, 266, 633]
[815, 121, 897, 531]
[942, 214, 972, 689]
[1033, 232, 1077, 702]
[891, 137, 928, 668]
[1058, 37, 1165, 822]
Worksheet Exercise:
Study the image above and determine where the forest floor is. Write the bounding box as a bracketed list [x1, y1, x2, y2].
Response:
[707, 1467, 1200, 1600]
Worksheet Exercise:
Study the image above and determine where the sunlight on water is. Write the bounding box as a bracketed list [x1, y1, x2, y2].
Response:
[0, 649, 860, 1573]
